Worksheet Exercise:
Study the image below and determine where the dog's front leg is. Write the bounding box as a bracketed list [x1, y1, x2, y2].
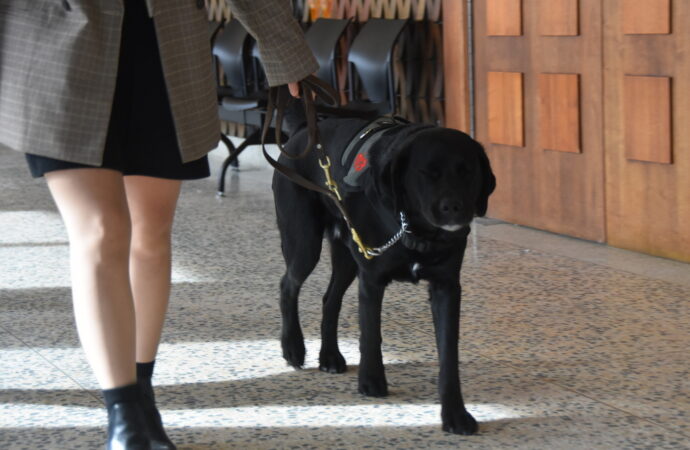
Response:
[429, 281, 478, 435]
[357, 276, 388, 397]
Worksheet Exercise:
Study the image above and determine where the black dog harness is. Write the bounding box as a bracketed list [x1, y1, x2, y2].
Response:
[340, 116, 407, 192]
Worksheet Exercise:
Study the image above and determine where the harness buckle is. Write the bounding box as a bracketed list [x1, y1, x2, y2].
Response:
[350, 228, 375, 260]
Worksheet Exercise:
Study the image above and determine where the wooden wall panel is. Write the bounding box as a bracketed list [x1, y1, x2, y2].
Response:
[605, 0, 690, 262]
[623, 76, 672, 164]
[488, 72, 524, 147]
[443, 0, 470, 132]
[539, 73, 581, 153]
[448, 0, 690, 261]
[487, 0, 522, 36]
[539, 0, 579, 36]
[621, 0, 671, 35]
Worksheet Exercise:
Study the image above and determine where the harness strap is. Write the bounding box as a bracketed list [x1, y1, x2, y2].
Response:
[340, 117, 402, 167]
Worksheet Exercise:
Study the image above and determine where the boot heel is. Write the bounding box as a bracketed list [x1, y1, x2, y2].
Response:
[139, 380, 177, 450]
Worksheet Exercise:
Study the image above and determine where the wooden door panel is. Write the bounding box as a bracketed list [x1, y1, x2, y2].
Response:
[473, 0, 605, 241]
[538, 73, 581, 153]
[487, 0, 523, 36]
[623, 75, 672, 164]
[621, 0, 671, 35]
[488, 72, 525, 147]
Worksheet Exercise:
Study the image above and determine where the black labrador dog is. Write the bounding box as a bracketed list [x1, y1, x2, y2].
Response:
[272, 110, 495, 435]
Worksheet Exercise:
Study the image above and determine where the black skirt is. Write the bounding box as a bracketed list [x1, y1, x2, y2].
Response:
[26, 0, 210, 180]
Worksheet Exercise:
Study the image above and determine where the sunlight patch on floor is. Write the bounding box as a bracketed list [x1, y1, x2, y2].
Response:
[0, 403, 531, 429]
[0, 211, 66, 245]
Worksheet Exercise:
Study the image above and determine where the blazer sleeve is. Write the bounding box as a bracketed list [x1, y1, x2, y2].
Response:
[226, 0, 319, 86]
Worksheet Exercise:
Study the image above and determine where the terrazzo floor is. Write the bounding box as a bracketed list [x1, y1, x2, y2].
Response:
[1, 144, 689, 449]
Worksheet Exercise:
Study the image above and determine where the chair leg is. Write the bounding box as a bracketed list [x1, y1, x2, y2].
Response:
[217, 133, 237, 196]
[216, 130, 263, 196]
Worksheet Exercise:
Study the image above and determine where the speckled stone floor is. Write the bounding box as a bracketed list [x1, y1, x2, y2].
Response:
[1, 144, 689, 449]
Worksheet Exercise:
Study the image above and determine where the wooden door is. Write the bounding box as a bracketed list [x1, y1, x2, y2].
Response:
[471, 0, 606, 241]
[604, 0, 690, 262]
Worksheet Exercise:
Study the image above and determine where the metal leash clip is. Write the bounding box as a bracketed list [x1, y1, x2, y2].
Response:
[318, 153, 342, 202]
[350, 228, 376, 260]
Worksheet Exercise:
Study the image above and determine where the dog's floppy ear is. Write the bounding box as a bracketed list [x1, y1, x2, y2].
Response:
[367, 124, 433, 212]
[368, 145, 410, 212]
[475, 142, 496, 217]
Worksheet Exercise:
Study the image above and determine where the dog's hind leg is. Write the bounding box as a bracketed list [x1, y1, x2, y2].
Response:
[277, 199, 324, 370]
[319, 238, 357, 374]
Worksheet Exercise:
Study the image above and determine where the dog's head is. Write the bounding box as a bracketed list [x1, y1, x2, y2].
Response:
[372, 128, 496, 232]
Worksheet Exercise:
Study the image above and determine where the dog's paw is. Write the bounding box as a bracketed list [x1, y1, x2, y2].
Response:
[281, 335, 306, 369]
[442, 408, 478, 435]
[318, 350, 347, 374]
[358, 373, 388, 397]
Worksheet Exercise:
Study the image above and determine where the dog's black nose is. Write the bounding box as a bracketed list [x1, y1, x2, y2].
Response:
[439, 198, 463, 217]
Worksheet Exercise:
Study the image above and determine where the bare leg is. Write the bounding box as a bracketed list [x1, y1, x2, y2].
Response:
[124, 176, 181, 364]
[45, 169, 135, 389]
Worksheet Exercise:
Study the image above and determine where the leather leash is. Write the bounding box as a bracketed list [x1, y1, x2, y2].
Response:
[259, 75, 379, 259]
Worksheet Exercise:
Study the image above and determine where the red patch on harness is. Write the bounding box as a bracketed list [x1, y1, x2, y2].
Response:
[354, 153, 368, 172]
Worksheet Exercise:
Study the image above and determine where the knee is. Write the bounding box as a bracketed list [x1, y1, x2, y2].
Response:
[69, 213, 131, 263]
[130, 220, 173, 259]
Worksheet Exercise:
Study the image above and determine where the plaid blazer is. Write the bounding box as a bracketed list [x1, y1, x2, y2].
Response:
[0, 0, 317, 165]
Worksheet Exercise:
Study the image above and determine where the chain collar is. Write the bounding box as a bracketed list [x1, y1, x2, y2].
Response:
[364, 212, 411, 257]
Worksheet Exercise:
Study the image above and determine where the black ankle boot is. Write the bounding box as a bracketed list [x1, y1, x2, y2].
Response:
[138, 378, 177, 450]
[106, 402, 151, 450]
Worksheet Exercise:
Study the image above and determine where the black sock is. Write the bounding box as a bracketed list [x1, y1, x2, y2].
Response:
[103, 383, 141, 411]
[137, 361, 157, 405]
[136, 360, 155, 381]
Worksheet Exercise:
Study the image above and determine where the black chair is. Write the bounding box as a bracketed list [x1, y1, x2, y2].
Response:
[249, 39, 270, 93]
[304, 18, 350, 89]
[212, 19, 267, 195]
[208, 20, 223, 47]
[347, 19, 407, 115]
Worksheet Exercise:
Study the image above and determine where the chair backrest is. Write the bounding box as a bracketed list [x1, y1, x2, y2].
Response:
[347, 19, 407, 114]
[212, 19, 252, 97]
[304, 18, 350, 88]
[249, 39, 270, 92]
[208, 21, 223, 46]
